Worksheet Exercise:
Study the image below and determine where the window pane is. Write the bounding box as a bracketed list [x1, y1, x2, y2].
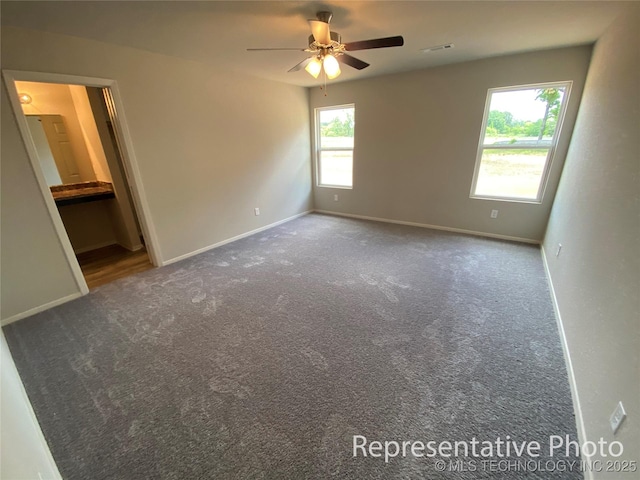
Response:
[474, 149, 548, 200]
[319, 151, 353, 187]
[319, 107, 354, 149]
[483, 87, 566, 147]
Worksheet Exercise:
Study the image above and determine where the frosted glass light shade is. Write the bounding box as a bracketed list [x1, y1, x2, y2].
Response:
[323, 55, 341, 79]
[305, 58, 322, 78]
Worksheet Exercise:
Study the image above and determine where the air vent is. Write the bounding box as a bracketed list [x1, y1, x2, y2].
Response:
[421, 43, 454, 53]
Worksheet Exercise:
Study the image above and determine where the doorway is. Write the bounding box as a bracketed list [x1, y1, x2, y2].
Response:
[4, 71, 160, 292]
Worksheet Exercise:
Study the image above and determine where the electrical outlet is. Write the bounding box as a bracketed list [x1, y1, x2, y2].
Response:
[334, 194, 339, 201]
[490, 209, 498, 219]
[556, 244, 563, 257]
[610, 401, 626, 434]
[254, 208, 260, 216]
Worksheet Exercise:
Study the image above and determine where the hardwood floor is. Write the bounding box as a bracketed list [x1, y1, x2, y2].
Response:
[77, 244, 153, 289]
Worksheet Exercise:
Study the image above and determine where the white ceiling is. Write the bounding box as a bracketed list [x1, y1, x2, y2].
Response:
[1, 1, 629, 87]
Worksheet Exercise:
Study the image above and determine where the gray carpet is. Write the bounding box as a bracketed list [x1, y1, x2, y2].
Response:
[4, 213, 581, 479]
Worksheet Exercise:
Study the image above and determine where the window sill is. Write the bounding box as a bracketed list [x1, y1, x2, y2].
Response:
[470, 194, 542, 205]
[317, 184, 353, 190]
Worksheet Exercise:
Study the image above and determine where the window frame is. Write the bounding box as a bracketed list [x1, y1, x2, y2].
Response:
[315, 104, 355, 189]
[469, 81, 572, 204]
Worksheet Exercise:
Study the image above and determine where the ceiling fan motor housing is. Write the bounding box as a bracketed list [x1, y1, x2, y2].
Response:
[316, 11, 333, 23]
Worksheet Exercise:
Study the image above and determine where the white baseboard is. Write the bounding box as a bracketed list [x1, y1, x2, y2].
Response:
[314, 210, 540, 244]
[118, 242, 144, 252]
[128, 243, 145, 252]
[161, 210, 312, 267]
[1, 292, 84, 327]
[540, 246, 590, 478]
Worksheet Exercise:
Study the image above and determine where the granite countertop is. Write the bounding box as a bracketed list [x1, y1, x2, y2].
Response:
[51, 181, 115, 206]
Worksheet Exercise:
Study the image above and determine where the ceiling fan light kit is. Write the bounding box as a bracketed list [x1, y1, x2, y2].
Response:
[305, 57, 322, 78]
[322, 54, 341, 79]
[248, 11, 404, 88]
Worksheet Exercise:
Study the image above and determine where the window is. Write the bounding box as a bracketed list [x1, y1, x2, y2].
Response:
[316, 105, 355, 188]
[470, 82, 571, 202]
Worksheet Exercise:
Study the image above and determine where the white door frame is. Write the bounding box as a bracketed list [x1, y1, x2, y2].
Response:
[2, 70, 162, 296]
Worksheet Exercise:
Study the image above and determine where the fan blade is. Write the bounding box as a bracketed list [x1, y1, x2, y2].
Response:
[344, 36, 404, 51]
[309, 20, 331, 45]
[247, 48, 307, 51]
[337, 54, 369, 70]
[288, 57, 313, 72]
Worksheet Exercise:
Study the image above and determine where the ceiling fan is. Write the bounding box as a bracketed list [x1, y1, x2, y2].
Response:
[247, 11, 404, 81]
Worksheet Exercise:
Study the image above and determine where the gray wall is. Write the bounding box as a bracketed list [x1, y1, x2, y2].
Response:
[543, 7, 639, 468]
[1, 26, 312, 321]
[310, 46, 593, 242]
